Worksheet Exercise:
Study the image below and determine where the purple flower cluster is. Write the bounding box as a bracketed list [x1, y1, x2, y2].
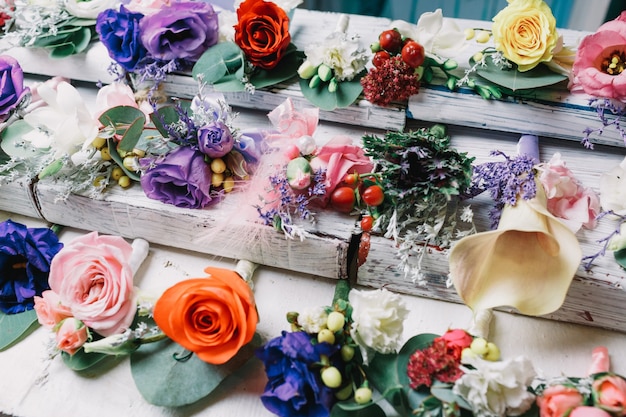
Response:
[0, 220, 63, 314]
[96, 1, 219, 76]
[471, 151, 537, 227]
[0, 56, 29, 123]
[256, 331, 338, 417]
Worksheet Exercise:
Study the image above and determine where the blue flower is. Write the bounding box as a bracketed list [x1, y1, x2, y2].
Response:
[0, 220, 63, 314]
[256, 331, 338, 417]
[96, 6, 147, 72]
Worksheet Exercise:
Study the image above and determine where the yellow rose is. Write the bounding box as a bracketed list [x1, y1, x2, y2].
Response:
[492, 0, 558, 71]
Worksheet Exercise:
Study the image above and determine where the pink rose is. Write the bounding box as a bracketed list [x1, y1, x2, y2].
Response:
[537, 385, 584, 417]
[310, 136, 374, 205]
[125, 0, 172, 15]
[434, 329, 472, 359]
[55, 318, 89, 356]
[588, 346, 610, 375]
[48, 232, 137, 337]
[593, 375, 626, 415]
[34, 290, 72, 329]
[570, 11, 626, 100]
[569, 407, 613, 417]
[539, 153, 600, 231]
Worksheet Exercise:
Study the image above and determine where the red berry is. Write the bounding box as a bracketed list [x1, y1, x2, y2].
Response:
[372, 50, 390, 68]
[358, 232, 371, 267]
[401, 41, 425, 68]
[362, 185, 384, 207]
[378, 29, 403, 53]
[343, 172, 359, 186]
[330, 186, 356, 213]
[360, 215, 374, 232]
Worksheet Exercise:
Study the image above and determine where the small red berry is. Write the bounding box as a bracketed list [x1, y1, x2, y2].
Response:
[330, 186, 356, 213]
[401, 41, 425, 68]
[372, 50, 391, 68]
[378, 29, 403, 53]
[343, 172, 359, 186]
[362, 185, 385, 207]
[360, 215, 374, 232]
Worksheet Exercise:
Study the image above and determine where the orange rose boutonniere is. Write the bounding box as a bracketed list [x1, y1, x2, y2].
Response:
[234, 0, 291, 70]
[153, 266, 258, 365]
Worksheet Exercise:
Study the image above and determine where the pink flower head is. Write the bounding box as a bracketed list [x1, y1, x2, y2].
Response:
[48, 232, 137, 337]
[309, 136, 374, 205]
[434, 329, 472, 360]
[570, 11, 626, 100]
[593, 375, 626, 415]
[539, 153, 600, 231]
[569, 407, 613, 417]
[537, 385, 584, 417]
[34, 290, 72, 329]
[266, 98, 319, 142]
[55, 318, 89, 356]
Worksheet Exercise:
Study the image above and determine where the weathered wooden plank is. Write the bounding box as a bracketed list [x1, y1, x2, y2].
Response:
[0, 176, 42, 219]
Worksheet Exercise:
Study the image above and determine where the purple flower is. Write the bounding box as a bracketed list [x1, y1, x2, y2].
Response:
[235, 131, 267, 163]
[0, 220, 63, 314]
[139, 1, 219, 62]
[0, 56, 29, 123]
[198, 121, 234, 158]
[140, 146, 216, 209]
[96, 6, 147, 72]
[256, 331, 338, 417]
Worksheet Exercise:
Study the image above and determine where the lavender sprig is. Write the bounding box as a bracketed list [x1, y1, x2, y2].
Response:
[582, 210, 626, 271]
[581, 98, 626, 149]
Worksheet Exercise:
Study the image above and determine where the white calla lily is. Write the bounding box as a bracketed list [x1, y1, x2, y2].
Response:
[599, 156, 626, 216]
[449, 184, 582, 316]
[390, 9, 466, 59]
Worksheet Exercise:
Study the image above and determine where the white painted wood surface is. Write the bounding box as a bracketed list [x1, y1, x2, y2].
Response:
[0, 176, 41, 219]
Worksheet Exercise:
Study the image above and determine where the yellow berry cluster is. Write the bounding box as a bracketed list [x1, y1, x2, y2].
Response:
[462, 337, 501, 362]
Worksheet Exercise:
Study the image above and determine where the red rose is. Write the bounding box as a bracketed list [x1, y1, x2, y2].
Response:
[234, 0, 291, 70]
[434, 328, 472, 359]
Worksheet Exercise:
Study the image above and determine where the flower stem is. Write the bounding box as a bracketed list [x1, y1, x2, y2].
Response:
[332, 279, 351, 307]
[235, 259, 258, 288]
[49, 224, 63, 236]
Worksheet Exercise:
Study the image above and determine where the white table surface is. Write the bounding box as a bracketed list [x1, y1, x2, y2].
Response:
[1, 75, 626, 417]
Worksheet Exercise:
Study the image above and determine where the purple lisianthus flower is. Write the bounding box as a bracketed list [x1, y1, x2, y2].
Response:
[0, 56, 29, 123]
[139, 1, 219, 62]
[0, 220, 63, 314]
[140, 146, 216, 209]
[96, 6, 147, 72]
[198, 121, 234, 158]
[235, 131, 267, 163]
[256, 331, 338, 417]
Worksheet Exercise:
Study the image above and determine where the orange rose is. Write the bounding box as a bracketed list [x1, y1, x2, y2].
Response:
[153, 267, 258, 365]
[593, 375, 626, 415]
[537, 385, 584, 417]
[234, 0, 291, 70]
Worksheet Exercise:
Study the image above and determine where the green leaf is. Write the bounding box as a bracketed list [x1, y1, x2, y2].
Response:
[118, 116, 145, 152]
[431, 382, 472, 410]
[0, 120, 40, 158]
[0, 309, 39, 350]
[249, 46, 303, 90]
[366, 351, 408, 412]
[70, 27, 93, 55]
[475, 59, 567, 92]
[108, 139, 141, 182]
[192, 42, 244, 84]
[299, 72, 364, 111]
[99, 106, 146, 134]
[212, 73, 247, 92]
[49, 43, 77, 59]
[130, 335, 261, 407]
[150, 105, 181, 138]
[62, 348, 110, 371]
[331, 400, 386, 417]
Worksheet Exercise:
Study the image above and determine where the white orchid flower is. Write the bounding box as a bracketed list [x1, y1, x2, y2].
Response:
[390, 9, 466, 59]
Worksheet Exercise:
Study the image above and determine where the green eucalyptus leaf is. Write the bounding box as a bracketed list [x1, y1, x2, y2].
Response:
[62, 348, 109, 371]
[249, 47, 303, 89]
[366, 351, 408, 412]
[299, 72, 364, 111]
[614, 247, 626, 270]
[192, 42, 244, 84]
[49, 43, 77, 59]
[431, 382, 472, 410]
[108, 139, 141, 182]
[99, 106, 146, 134]
[0, 309, 39, 350]
[70, 27, 92, 54]
[70, 18, 97, 27]
[475, 59, 567, 92]
[1, 120, 41, 159]
[150, 105, 181, 138]
[130, 335, 261, 407]
[118, 117, 145, 152]
[212, 73, 247, 92]
[331, 400, 386, 417]
[38, 158, 65, 180]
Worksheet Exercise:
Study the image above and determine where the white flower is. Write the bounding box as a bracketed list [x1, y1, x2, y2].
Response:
[599, 156, 626, 216]
[453, 356, 536, 417]
[297, 306, 328, 334]
[22, 81, 99, 157]
[390, 9, 466, 59]
[304, 32, 369, 81]
[349, 288, 409, 358]
[64, 0, 119, 18]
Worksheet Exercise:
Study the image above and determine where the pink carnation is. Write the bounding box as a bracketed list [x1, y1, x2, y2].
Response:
[539, 153, 600, 231]
[570, 11, 626, 100]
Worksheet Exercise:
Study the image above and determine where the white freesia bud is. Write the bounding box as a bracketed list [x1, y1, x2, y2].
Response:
[298, 60, 318, 80]
[335, 14, 349, 34]
[82, 331, 138, 356]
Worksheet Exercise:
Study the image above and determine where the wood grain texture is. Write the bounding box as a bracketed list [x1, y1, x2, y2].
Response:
[0, 176, 42, 219]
